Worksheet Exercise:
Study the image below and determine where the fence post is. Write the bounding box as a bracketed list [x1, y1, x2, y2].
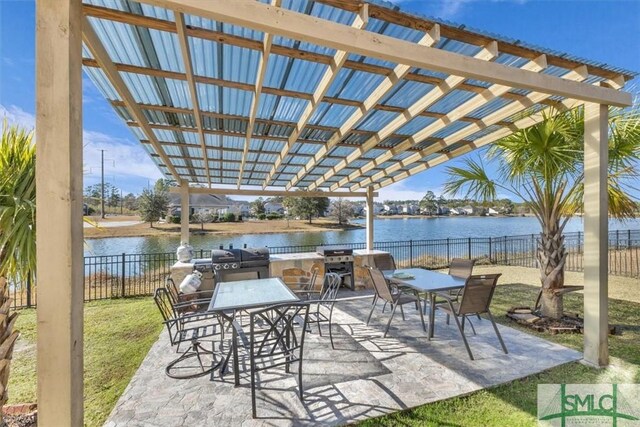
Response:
[628, 229, 632, 249]
[616, 230, 620, 251]
[121, 253, 126, 298]
[446, 238, 450, 264]
[488, 237, 492, 264]
[468, 237, 472, 259]
[409, 240, 413, 268]
[26, 274, 32, 308]
[504, 236, 508, 264]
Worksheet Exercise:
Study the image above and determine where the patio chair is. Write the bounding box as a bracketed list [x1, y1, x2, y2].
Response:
[165, 277, 213, 315]
[365, 266, 426, 337]
[231, 302, 310, 418]
[306, 272, 342, 348]
[373, 253, 397, 270]
[154, 287, 222, 379]
[435, 274, 507, 360]
[286, 263, 322, 300]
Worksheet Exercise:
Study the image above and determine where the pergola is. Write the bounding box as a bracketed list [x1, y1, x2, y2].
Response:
[35, 0, 634, 424]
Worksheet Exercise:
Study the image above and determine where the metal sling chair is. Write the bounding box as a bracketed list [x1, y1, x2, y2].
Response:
[306, 272, 342, 348]
[154, 287, 223, 379]
[435, 274, 508, 360]
[366, 266, 426, 337]
[230, 302, 310, 418]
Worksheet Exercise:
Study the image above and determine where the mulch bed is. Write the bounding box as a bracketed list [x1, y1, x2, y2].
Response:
[3, 404, 37, 427]
[506, 307, 618, 335]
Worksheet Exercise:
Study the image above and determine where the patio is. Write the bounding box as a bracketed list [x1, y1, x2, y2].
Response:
[105, 292, 580, 426]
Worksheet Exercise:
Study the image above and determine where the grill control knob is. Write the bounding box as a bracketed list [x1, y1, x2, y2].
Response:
[214, 264, 221, 270]
[223, 264, 230, 269]
[231, 263, 238, 269]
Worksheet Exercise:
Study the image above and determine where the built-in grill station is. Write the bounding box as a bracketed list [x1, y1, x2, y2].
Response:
[193, 245, 270, 286]
[317, 246, 354, 290]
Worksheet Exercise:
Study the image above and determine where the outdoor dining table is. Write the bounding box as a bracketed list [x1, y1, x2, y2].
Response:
[383, 268, 466, 339]
[207, 277, 300, 378]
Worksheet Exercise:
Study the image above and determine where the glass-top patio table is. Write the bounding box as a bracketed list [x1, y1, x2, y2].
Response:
[207, 277, 300, 378]
[383, 268, 466, 339]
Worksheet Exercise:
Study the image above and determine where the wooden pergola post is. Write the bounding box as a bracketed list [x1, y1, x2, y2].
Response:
[35, 0, 84, 424]
[366, 186, 374, 251]
[180, 179, 190, 244]
[583, 103, 609, 367]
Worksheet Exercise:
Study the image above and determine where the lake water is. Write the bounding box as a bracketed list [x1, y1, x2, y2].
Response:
[85, 217, 640, 257]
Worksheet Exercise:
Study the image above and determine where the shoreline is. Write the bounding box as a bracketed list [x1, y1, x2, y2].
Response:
[84, 217, 364, 239]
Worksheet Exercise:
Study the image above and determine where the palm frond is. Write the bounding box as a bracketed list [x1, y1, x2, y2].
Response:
[444, 157, 497, 201]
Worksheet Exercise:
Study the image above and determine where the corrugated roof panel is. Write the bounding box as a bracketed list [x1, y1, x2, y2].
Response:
[148, 29, 184, 73]
[381, 81, 434, 108]
[187, 147, 201, 158]
[121, 72, 162, 105]
[153, 129, 176, 142]
[262, 140, 285, 152]
[221, 136, 245, 150]
[113, 105, 132, 122]
[181, 131, 199, 144]
[264, 54, 292, 89]
[428, 89, 477, 114]
[396, 115, 438, 135]
[467, 97, 512, 119]
[312, 103, 358, 127]
[205, 134, 222, 147]
[284, 60, 328, 93]
[184, 14, 264, 41]
[189, 37, 261, 85]
[467, 124, 503, 140]
[431, 121, 468, 139]
[495, 53, 530, 68]
[83, 67, 121, 101]
[327, 69, 385, 101]
[87, 18, 147, 67]
[128, 126, 145, 140]
[356, 110, 398, 132]
[257, 94, 309, 122]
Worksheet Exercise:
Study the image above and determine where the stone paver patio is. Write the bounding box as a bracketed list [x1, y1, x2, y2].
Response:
[105, 292, 581, 426]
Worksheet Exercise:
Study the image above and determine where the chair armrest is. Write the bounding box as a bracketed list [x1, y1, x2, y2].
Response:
[231, 320, 250, 349]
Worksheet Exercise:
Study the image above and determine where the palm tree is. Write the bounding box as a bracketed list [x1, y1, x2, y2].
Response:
[0, 121, 35, 422]
[444, 106, 640, 318]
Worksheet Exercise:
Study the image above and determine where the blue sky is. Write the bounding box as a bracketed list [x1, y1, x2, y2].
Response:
[1, 0, 638, 200]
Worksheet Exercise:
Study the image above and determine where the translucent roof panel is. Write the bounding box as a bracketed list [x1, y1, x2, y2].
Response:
[81, 0, 634, 190]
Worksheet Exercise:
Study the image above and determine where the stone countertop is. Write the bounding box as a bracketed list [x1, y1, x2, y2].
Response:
[353, 249, 390, 256]
[269, 252, 324, 262]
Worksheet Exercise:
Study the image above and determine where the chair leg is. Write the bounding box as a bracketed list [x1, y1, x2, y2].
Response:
[251, 360, 257, 418]
[446, 313, 450, 325]
[329, 303, 336, 350]
[417, 300, 427, 332]
[399, 304, 405, 321]
[449, 304, 474, 360]
[384, 303, 398, 338]
[487, 310, 508, 354]
[366, 295, 378, 325]
[461, 315, 466, 333]
[233, 329, 240, 386]
[382, 301, 388, 313]
[466, 315, 477, 335]
[298, 357, 304, 402]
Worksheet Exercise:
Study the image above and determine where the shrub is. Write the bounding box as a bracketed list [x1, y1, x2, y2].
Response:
[223, 212, 236, 222]
[266, 213, 283, 220]
[257, 213, 267, 220]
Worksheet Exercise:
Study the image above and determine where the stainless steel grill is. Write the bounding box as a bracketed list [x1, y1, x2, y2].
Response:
[210, 246, 270, 282]
[317, 246, 354, 290]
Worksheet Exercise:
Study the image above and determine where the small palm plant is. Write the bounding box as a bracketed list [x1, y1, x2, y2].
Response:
[0, 121, 35, 421]
[444, 106, 640, 318]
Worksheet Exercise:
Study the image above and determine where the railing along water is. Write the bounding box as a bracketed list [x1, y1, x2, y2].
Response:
[9, 229, 640, 309]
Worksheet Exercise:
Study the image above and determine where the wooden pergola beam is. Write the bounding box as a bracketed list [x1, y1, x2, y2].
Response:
[82, 18, 180, 180]
[238, 0, 279, 188]
[138, 0, 631, 107]
[284, 27, 440, 190]
[262, 12, 368, 189]
[349, 64, 588, 191]
[169, 186, 377, 198]
[372, 98, 583, 190]
[175, 12, 211, 186]
[309, 42, 498, 191]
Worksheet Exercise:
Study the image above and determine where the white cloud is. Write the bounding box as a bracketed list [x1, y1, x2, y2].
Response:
[0, 104, 36, 129]
[0, 104, 162, 185]
[377, 181, 438, 201]
[390, 0, 529, 20]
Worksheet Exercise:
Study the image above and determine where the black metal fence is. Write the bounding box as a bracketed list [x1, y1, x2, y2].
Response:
[10, 229, 640, 309]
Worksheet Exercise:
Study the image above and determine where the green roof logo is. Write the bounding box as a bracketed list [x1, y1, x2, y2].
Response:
[538, 384, 640, 426]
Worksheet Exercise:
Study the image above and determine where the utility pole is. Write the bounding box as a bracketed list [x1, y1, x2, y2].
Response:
[100, 149, 105, 219]
[120, 188, 123, 215]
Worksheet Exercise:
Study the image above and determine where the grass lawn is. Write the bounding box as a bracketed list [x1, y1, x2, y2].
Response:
[9, 270, 640, 426]
[10, 298, 162, 427]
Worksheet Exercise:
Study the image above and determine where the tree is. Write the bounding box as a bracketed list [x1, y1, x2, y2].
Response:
[0, 122, 33, 422]
[250, 197, 266, 216]
[329, 199, 355, 225]
[154, 178, 175, 193]
[420, 191, 438, 215]
[123, 192, 138, 211]
[138, 184, 169, 228]
[444, 106, 640, 318]
[193, 211, 213, 231]
[283, 191, 330, 224]
[108, 186, 121, 209]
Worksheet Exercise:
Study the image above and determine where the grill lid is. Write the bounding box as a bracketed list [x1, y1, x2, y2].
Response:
[316, 246, 354, 256]
[211, 249, 241, 263]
